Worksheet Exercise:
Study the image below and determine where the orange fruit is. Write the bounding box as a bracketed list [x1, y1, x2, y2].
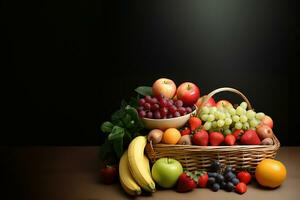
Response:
[255, 159, 287, 188]
[162, 128, 181, 144]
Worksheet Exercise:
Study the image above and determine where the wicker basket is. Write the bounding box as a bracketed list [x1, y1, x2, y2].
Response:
[145, 87, 280, 174]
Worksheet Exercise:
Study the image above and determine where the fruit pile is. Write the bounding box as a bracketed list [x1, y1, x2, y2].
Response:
[138, 78, 200, 119]
[99, 77, 286, 197]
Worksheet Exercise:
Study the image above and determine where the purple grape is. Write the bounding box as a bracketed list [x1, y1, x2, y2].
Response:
[144, 103, 151, 110]
[138, 106, 144, 112]
[139, 110, 146, 117]
[146, 111, 153, 118]
[138, 98, 146, 106]
[160, 107, 168, 117]
[167, 114, 173, 118]
[154, 110, 161, 119]
[175, 100, 183, 107]
[159, 98, 168, 107]
[186, 107, 192, 113]
[174, 111, 180, 118]
[151, 103, 160, 111]
[145, 96, 152, 103]
[169, 105, 177, 114]
[178, 107, 186, 115]
[151, 97, 158, 104]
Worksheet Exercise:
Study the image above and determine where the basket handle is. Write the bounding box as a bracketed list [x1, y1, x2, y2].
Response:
[197, 87, 253, 116]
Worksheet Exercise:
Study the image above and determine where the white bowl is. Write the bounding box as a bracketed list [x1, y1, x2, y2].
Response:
[141, 106, 197, 130]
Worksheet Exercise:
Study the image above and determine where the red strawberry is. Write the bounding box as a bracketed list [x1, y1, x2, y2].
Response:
[240, 130, 261, 145]
[189, 117, 202, 131]
[177, 172, 198, 192]
[232, 129, 244, 141]
[181, 127, 191, 136]
[235, 182, 247, 194]
[237, 171, 252, 185]
[209, 132, 224, 146]
[198, 172, 208, 188]
[192, 130, 209, 146]
[224, 134, 236, 146]
[100, 165, 118, 184]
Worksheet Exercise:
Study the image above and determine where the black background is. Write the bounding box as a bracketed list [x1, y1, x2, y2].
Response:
[2, 0, 298, 145]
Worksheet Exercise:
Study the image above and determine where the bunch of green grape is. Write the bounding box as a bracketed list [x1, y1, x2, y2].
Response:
[198, 102, 265, 135]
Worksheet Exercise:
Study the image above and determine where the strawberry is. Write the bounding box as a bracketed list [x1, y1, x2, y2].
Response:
[189, 117, 202, 131]
[240, 130, 261, 145]
[237, 171, 252, 185]
[198, 172, 209, 188]
[224, 134, 236, 146]
[177, 172, 198, 192]
[192, 130, 209, 146]
[232, 129, 244, 142]
[235, 182, 247, 194]
[181, 127, 191, 136]
[100, 165, 118, 184]
[209, 132, 224, 146]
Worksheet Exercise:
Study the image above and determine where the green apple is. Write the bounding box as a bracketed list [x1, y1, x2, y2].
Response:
[151, 158, 183, 188]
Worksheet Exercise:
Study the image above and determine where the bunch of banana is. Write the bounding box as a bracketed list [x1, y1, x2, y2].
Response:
[119, 136, 156, 196]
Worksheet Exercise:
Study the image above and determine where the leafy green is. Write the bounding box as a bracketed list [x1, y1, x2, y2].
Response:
[100, 100, 145, 162]
[134, 86, 153, 96]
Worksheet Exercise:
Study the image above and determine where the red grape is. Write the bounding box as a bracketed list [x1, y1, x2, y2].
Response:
[175, 100, 183, 107]
[146, 111, 153, 118]
[174, 111, 180, 118]
[138, 106, 144, 112]
[139, 110, 146, 117]
[154, 110, 161, 119]
[169, 105, 177, 114]
[159, 99, 167, 107]
[145, 96, 152, 103]
[186, 107, 192, 113]
[178, 107, 186, 115]
[152, 97, 158, 104]
[151, 103, 160, 111]
[160, 107, 168, 117]
[144, 103, 151, 110]
[167, 114, 173, 118]
[138, 98, 146, 106]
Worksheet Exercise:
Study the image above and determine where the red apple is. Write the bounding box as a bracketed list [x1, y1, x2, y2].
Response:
[176, 82, 200, 106]
[196, 95, 216, 108]
[152, 78, 177, 99]
[216, 100, 233, 108]
[260, 115, 273, 129]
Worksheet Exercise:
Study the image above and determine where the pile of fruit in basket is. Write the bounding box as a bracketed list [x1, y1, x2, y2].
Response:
[99, 78, 287, 196]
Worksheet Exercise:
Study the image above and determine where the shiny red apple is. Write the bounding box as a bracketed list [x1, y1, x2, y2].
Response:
[196, 95, 216, 108]
[176, 82, 200, 106]
[216, 100, 233, 108]
[152, 78, 177, 99]
[260, 115, 273, 129]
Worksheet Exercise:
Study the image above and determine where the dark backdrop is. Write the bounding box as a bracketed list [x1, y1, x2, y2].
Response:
[3, 0, 297, 145]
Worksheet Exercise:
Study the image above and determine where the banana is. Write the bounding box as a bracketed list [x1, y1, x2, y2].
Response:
[128, 136, 156, 192]
[119, 150, 142, 196]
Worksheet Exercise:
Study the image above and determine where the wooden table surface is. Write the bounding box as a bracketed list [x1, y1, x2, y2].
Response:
[1, 146, 299, 200]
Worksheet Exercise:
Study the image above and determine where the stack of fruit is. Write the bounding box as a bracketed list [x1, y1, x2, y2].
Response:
[99, 77, 286, 197]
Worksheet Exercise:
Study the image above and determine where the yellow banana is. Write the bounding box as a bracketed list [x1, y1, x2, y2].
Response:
[119, 150, 142, 196]
[128, 136, 156, 192]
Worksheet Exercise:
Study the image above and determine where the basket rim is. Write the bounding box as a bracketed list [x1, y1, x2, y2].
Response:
[148, 134, 280, 151]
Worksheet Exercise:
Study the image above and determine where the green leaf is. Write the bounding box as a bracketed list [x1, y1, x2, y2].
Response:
[101, 121, 114, 133]
[134, 86, 153, 96]
[113, 138, 123, 158]
[100, 139, 113, 160]
[108, 126, 125, 141]
[111, 109, 125, 123]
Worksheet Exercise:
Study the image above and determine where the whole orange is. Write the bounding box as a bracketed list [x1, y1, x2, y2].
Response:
[255, 159, 287, 188]
[162, 128, 181, 144]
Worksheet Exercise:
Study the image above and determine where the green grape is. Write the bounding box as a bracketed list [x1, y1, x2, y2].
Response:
[217, 119, 225, 127]
[256, 112, 265, 120]
[202, 106, 210, 114]
[242, 122, 250, 130]
[225, 118, 233, 125]
[228, 107, 236, 115]
[210, 107, 217, 114]
[240, 101, 248, 110]
[201, 114, 209, 121]
[219, 112, 226, 120]
[236, 106, 245, 116]
[232, 115, 240, 122]
[246, 110, 256, 120]
[225, 112, 231, 118]
[223, 125, 230, 130]
[250, 119, 259, 128]
[207, 114, 215, 122]
[212, 121, 218, 128]
[240, 115, 248, 123]
[223, 129, 232, 136]
[235, 122, 243, 129]
[203, 121, 212, 130]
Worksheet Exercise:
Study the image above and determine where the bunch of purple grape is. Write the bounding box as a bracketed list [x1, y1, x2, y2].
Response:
[138, 94, 195, 119]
